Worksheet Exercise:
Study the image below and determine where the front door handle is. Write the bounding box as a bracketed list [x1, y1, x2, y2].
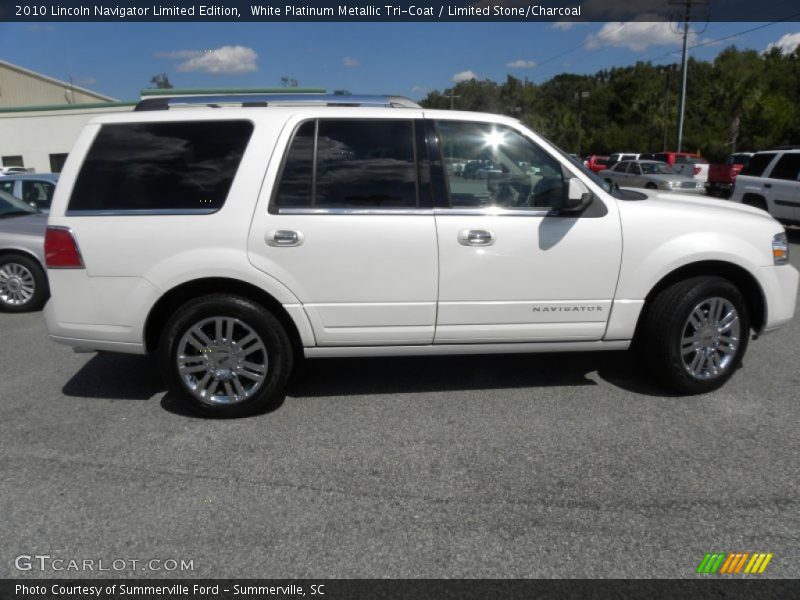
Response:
[458, 229, 495, 246]
[266, 229, 304, 247]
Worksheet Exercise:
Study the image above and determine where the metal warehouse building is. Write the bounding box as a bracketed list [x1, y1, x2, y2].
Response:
[0, 58, 133, 173]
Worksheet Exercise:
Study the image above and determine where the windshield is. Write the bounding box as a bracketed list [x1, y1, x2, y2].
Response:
[0, 189, 39, 216]
[640, 162, 675, 175]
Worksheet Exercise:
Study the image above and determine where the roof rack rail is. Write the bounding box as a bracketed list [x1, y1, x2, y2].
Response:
[764, 145, 800, 151]
[134, 94, 421, 111]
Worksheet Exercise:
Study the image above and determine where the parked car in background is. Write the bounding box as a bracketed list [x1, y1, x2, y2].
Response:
[730, 147, 800, 225]
[0, 189, 48, 312]
[584, 155, 610, 174]
[0, 166, 29, 175]
[647, 151, 709, 184]
[607, 152, 640, 168]
[705, 153, 754, 198]
[599, 160, 705, 193]
[0, 173, 59, 213]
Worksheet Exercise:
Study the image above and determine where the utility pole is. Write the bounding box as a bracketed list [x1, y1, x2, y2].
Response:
[575, 91, 590, 157]
[670, 0, 708, 151]
[676, 6, 690, 152]
[661, 65, 673, 152]
[444, 89, 461, 110]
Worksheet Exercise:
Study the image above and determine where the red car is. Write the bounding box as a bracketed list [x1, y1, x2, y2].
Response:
[583, 155, 610, 174]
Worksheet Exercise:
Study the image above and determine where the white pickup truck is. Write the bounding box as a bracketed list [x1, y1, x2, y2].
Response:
[42, 94, 798, 417]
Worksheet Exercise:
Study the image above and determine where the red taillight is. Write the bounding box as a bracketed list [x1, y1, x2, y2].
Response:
[45, 227, 84, 269]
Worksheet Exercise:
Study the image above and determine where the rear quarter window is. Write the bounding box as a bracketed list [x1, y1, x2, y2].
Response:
[68, 120, 253, 214]
[740, 153, 776, 177]
[769, 153, 800, 181]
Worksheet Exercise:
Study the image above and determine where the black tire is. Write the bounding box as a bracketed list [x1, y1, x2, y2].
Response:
[640, 276, 750, 394]
[0, 253, 49, 313]
[645, 182, 658, 189]
[158, 294, 293, 418]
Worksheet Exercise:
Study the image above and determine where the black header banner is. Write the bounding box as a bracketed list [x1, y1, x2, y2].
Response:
[0, 0, 798, 22]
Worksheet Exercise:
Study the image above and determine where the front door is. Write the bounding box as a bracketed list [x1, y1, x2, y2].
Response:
[430, 119, 622, 344]
[248, 114, 439, 346]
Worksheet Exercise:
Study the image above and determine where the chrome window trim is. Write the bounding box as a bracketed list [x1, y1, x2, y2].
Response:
[275, 207, 554, 217]
[65, 208, 219, 217]
[434, 207, 552, 217]
[277, 207, 433, 216]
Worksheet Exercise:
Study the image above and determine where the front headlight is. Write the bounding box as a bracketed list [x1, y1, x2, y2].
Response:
[773, 232, 789, 265]
[667, 180, 679, 187]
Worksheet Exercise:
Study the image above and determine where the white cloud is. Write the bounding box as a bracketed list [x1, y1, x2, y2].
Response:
[550, 21, 575, 31]
[157, 45, 258, 74]
[585, 21, 693, 52]
[452, 70, 478, 83]
[411, 85, 428, 94]
[766, 32, 800, 54]
[506, 59, 536, 69]
[343, 56, 360, 67]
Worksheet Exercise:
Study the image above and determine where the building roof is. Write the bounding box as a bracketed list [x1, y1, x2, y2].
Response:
[0, 58, 116, 103]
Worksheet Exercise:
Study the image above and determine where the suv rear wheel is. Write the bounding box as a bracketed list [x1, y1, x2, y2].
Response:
[0, 253, 48, 313]
[641, 277, 749, 394]
[158, 294, 293, 417]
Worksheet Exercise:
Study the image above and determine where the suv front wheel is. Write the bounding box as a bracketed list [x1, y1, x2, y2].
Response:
[641, 276, 750, 394]
[158, 294, 293, 417]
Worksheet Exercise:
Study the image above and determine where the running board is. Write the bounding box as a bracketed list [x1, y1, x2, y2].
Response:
[304, 340, 630, 358]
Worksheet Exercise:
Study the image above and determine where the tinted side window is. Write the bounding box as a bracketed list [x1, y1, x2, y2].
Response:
[0, 181, 13, 195]
[769, 154, 800, 181]
[614, 162, 629, 172]
[436, 121, 564, 210]
[654, 154, 669, 163]
[315, 120, 417, 208]
[69, 120, 253, 213]
[273, 119, 418, 209]
[274, 121, 314, 207]
[741, 153, 776, 177]
[22, 180, 55, 209]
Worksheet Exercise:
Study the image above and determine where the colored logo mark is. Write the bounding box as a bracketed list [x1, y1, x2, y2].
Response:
[696, 552, 773, 574]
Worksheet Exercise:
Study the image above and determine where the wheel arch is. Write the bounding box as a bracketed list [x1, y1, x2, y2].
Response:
[144, 277, 306, 355]
[0, 247, 43, 266]
[741, 193, 768, 211]
[635, 260, 766, 338]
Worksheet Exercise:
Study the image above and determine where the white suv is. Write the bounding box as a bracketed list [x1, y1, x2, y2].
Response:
[730, 148, 800, 225]
[44, 94, 798, 417]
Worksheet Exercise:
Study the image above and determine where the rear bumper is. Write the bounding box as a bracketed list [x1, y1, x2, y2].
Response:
[705, 182, 733, 194]
[44, 300, 147, 354]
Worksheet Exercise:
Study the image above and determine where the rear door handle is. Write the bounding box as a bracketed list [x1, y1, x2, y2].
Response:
[764, 183, 772, 188]
[458, 229, 495, 246]
[266, 230, 304, 247]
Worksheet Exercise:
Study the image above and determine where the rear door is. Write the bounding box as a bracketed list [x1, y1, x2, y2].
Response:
[247, 113, 439, 346]
[429, 118, 622, 344]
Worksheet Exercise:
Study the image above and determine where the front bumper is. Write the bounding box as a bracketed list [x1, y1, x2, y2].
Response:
[757, 264, 799, 335]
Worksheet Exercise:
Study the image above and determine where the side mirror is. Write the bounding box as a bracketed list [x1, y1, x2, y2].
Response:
[561, 178, 593, 212]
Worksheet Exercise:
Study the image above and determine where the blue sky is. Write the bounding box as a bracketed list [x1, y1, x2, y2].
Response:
[1, 21, 799, 101]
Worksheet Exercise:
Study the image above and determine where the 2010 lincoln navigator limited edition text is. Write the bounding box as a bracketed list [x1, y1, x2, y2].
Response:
[43, 94, 799, 417]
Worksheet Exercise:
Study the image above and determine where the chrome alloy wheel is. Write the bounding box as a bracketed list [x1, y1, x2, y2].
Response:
[0, 262, 36, 307]
[176, 317, 269, 405]
[680, 297, 741, 381]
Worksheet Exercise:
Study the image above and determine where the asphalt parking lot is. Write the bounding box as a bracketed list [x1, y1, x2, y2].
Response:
[1, 231, 799, 579]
